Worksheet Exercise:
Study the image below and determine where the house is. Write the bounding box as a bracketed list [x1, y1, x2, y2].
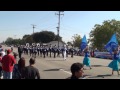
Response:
[47, 41, 65, 48]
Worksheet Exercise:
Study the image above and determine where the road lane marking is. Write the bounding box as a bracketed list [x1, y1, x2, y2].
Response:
[59, 69, 71, 75]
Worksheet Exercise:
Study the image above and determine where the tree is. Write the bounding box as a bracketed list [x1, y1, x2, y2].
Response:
[22, 34, 31, 43]
[5, 37, 13, 45]
[72, 34, 82, 48]
[5, 37, 24, 45]
[5, 30, 62, 45]
[32, 31, 62, 43]
[23, 34, 31, 40]
[25, 35, 34, 44]
[67, 41, 72, 46]
[54, 35, 62, 42]
[89, 19, 120, 50]
[12, 39, 22, 45]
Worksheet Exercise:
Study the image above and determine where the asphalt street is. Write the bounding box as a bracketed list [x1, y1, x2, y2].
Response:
[3, 45, 120, 79]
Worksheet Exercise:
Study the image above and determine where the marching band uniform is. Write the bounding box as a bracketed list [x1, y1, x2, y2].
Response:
[49, 45, 52, 57]
[66, 48, 69, 57]
[57, 48, 61, 57]
[37, 46, 40, 56]
[18, 45, 23, 59]
[61, 46, 64, 58]
[29, 46, 32, 56]
[26, 47, 29, 55]
[46, 47, 49, 56]
[53, 45, 57, 58]
[34, 47, 37, 58]
[70, 47, 74, 58]
[42, 46, 46, 58]
[63, 45, 67, 60]
[40, 46, 43, 57]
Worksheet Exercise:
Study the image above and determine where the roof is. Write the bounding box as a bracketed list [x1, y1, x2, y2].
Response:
[47, 41, 65, 44]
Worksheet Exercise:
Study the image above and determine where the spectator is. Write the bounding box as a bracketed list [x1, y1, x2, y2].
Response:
[18, 57, 25, 78]
[23, 58, 40, 79]
[1, 49, 5, 57]
[67, 63, 84, 79]
[0, 53, 3, 79]
[13, 57, 25, 79]
[1, 49, 16, 79]
[13, 52, 18, 60]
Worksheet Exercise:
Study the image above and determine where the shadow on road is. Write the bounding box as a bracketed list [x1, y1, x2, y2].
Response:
[88, 74, 112, 78]
[46, 60, 65, 61]
[91, 65, 107, 67]
[44, 68, 63, 71]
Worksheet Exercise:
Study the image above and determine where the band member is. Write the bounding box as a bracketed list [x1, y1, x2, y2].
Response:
[61, 46, 64, 58]
[70, 46, 74, 58]
[26, 46, 29, 55]
[83, 46, 92, 69]
[49, 44, 52, 57]
[29, 46, 32, 56]
[42, 46, 46, 58]
[66, 48, 68, 57]
[34, 46, 37, 58]
[53, 45, 57, 58]
[40, 46, 43, 57]
[37, 46, 40, 56]
[23, 46, 26, 54]
[18, 45, 23, 59]
[63, 44, 67, 60]
[31, 46, 34, 57]
[57, 47, 61, 57]
[46, 46, 49, 56]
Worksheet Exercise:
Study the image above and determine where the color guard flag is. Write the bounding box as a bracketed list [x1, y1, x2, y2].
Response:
[104, 33, 118, 55]
[80, 35, 87, 51]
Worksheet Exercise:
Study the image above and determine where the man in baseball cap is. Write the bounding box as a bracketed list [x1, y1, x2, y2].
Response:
[1, 49, 16, 79]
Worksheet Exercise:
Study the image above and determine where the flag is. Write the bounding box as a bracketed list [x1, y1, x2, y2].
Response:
[80, 35, 87, 51]
[104, 33, 118, 55]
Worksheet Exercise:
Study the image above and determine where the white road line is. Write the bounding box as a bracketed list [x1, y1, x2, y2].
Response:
[59, 69, 72, 75]
[59, 69, 94, 79]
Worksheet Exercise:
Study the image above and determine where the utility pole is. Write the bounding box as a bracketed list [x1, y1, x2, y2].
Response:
[31, 24, 36, 44]
[31, 24, 36, 34]
[55, 11, 64, 48]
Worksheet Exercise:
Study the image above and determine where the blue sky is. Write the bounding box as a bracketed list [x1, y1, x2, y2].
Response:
[0, 11, 120, 43]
